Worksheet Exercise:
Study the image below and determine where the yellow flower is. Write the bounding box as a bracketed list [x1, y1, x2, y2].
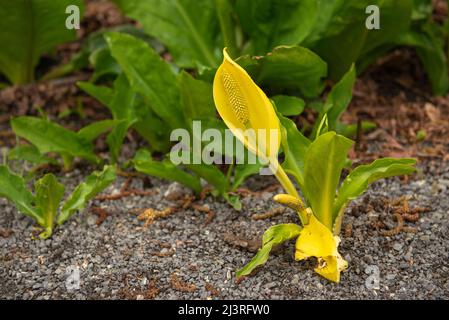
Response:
[295, 214, 348, 283]
[213, 48, 280, 162]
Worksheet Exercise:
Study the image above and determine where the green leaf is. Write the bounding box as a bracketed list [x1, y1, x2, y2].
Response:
[311, 64, 356, 138]
[106, 32, 184, 129]
[305, 0, 413, 80]
[236, 224, 302, 278]
[11, 116, 98, 164]
[113, 0, 220, 68]
[0, 165, 42, 225]
[325, 64, 356, 130]
[271, 95, 305, 116]
[133, 149, 202, 194]
[238, 45, 327, 98]
[214, 0, 238, 57]
[236, 0, 317, 54]
[77, 119, 118, 142]
[34, 174, 65, 239]
[333, 158, 417, 227]
[178, 71, 216, 121]
[58, 165, 117, 225]
[77, 82, 114, 110]
[303, 132, 354, 229]
[277, 112, 311, 189]
[107, 120, 133, 163]
[0, 0, 85, 84]
[8, 145, 56, 165]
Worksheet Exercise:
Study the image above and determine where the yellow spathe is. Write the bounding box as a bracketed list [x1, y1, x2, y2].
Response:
[295, 214, 348, 282]
[213, 48, 280, 161]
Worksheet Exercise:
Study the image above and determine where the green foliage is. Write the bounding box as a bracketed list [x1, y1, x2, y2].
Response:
[237, 45, 327, 98]
[236, 0, 317, 55]
[58, 165, 117, 225]
[304, 0, 413, 80]
[236, 224, 302, 278]
[332, 158, 417, 231]
[133, 149, 202, 194]
[112, 0, 221, 68]
[0, 165, 116, 239]
[10, 116, 100, 169]
[0, 0, 84, 84]
[303, 132, 354, 228]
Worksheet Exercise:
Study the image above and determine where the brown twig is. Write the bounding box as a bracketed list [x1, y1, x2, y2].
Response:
[251, 207, 285, 220]
[90, 206, 109, 226]
[170, 274, 196, 293]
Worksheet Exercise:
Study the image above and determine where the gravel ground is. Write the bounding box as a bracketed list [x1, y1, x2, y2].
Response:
[1, 162, 448, 300]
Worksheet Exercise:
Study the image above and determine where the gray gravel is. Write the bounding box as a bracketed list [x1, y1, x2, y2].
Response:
[1, 162, 448, 300]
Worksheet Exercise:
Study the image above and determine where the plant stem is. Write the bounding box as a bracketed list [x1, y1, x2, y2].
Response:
[270, 161, 308, 225]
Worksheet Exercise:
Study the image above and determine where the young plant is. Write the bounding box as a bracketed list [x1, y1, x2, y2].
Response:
[0, 165, 116, 239]
[0, 0, 84, 84]
[213, 49, 417, 282]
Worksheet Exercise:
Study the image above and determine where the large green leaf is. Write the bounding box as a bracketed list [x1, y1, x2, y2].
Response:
[11, 116, 98, 164]
[106, 32, 184, 129]
[237, 46, 327, 98]
[303, 132, 353, 228]
[0, 165, 42, 225]
[133, 149, 202, 194]
[236, 223, 302, 278]
[178, 71, 216, 122]
[58, 165, 117, 225]
[0, 0, 84, 84]
[113, 0, 220, 68]
[34, 173, 65, 239]
[304, 0, 413, 80]
[236, 0, 317, 55]
[333, 158, 417, 225]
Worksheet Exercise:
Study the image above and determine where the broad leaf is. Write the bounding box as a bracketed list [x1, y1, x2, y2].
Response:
[178, 71, 216, 122]
[236, 223, 302, 278]
[58, 165, 117, 225]
[34, 174, 65, 239]
[0, 165, 42, 225]
[11, 116, 98, 164]
[303, 132, 353, 228]
[237, 46, 327, 98]
[106, 32, 184, 129]
[113, 0, 220, 68]
[236, 0, 317, 55]
[304, 0, 413, 80]
[0, 0, 84, 84]
[333, 158, 417, 227]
